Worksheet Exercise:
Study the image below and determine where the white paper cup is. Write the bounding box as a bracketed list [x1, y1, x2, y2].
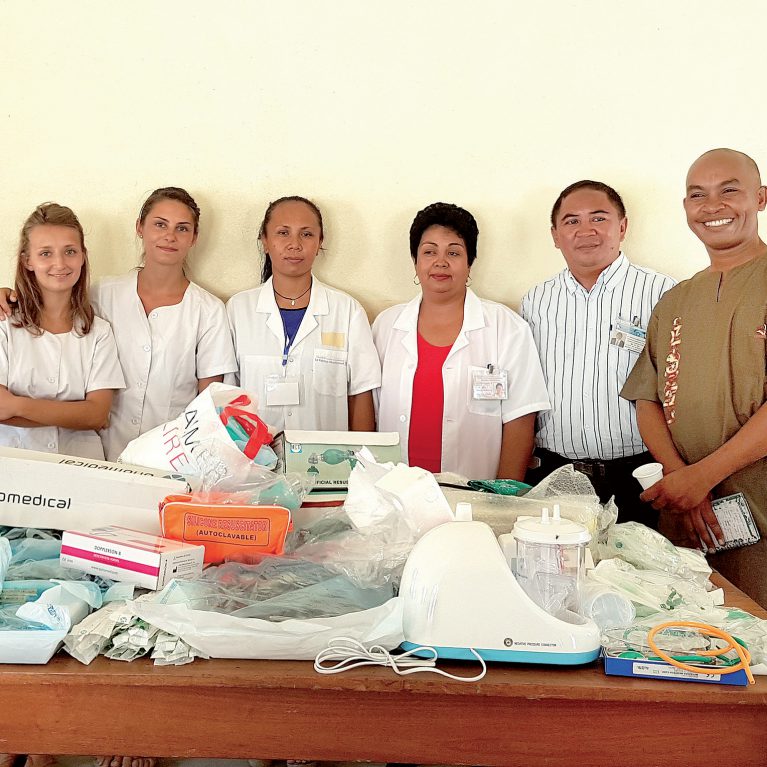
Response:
[632, 462, 664, 490]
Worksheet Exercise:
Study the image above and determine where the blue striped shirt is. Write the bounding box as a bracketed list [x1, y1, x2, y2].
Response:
[520, 253, 675, 460]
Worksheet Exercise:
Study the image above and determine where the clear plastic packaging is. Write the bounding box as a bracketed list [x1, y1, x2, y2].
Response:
[598, 521, 712, 587]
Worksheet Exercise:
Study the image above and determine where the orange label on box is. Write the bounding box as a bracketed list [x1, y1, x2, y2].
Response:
[182, 513, 272, 546]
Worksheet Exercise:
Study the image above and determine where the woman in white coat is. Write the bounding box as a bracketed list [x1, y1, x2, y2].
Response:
[226, 196, 380, 432]
[0, 188, 237, 464]
[373, 202, 550, 480]
[0, 203, 124, 461]
[93, 187, 237, 461]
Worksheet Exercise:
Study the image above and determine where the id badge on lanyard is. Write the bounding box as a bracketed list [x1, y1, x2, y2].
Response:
[265, 330, 300, 407]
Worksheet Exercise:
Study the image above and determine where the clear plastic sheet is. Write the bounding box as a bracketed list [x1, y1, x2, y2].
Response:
[589, 558, 718, 615]
[599, 521, 712, 587]
[441, 466, 616, 559]
[283, 453, 454, 589]
[603, 606, 767, 668]
[150, 558, 394, 621]
[194, 464, 315, 511]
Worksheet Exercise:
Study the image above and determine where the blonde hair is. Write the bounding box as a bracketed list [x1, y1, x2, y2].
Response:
[13, 203, 94, 336]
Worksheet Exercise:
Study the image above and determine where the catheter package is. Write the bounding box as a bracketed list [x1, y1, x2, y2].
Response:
[60, 525, 205, 590]
[159, 493, 292, 564]
[275, 430, 401, 491]
[0, 446, 190, 534]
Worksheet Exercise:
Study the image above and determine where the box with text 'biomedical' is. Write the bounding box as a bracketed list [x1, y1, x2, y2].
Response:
[60, 526, 205, 590]
[0, 447, 190, 534]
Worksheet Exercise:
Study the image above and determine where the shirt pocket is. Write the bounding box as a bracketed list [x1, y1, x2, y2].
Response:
[466, 365, 503, 417]
[312, 348, 348, 396]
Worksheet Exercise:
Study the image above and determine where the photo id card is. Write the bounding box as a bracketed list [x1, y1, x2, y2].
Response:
[708, 493, 760, 551]
[265, 374, 300, 407]
[610, 316, 647, 354]
[472, 367, 508, 400]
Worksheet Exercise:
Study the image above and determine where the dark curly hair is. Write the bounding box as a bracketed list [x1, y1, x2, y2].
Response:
[409, 202, 479, 266]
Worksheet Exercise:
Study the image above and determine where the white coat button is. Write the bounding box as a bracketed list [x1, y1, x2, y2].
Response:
[138, 381, 146, 388]
[150, 312, 158, 319]
[288, 357, 294, 363]
[143, 345, 151, 352]
[399, 415, 407, 423]
[132, 417, 140, 425]
[48, 377, 56, 383]
[47, 442, 55, 449]
[287, 410, 293, 417]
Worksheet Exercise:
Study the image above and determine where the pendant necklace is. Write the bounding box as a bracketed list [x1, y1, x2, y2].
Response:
[273, 277, 312, 307]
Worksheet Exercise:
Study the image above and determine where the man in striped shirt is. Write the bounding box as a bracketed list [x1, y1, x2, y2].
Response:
[521, 180, 675, 526]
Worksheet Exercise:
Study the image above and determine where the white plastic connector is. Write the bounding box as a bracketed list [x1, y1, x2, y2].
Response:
[541, 507, 550, 524]
[455, 502, 473, 522]
[553, 503, 561, 522]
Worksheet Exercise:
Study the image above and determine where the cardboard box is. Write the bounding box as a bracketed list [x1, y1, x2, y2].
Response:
[603, 652, 750, 686]
[61, 526, 205, 590]
[275, 430, 401, 490]
[0, 447, 190, 534]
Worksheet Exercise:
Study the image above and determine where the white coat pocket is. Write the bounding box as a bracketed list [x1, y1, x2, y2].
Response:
[312, 348, 348, 396]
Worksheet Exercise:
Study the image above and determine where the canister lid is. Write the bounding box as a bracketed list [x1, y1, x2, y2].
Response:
[512, 504, 591, 545]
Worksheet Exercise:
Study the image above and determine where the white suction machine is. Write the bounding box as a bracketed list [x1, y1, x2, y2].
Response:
[399, 508, 601, 665]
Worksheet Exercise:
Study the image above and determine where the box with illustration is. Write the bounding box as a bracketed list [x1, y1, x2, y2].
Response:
[274, 430, 401, 490]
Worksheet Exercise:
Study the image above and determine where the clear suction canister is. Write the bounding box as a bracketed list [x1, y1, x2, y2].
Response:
[512, 505, 590, 617]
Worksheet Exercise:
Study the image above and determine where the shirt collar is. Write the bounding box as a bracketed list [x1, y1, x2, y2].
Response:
[562, 252, 628, 295]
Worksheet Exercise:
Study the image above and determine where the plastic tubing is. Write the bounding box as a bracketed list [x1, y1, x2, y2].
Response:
[647, 621, 754, 684]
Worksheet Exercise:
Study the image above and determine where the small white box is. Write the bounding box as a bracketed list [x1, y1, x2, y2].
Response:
[61, 526, 205, 590]
[0, 446, 190, 534]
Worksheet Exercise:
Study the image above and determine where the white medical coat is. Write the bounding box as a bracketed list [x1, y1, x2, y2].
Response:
[372, 289, 550, 479]
[0, 316, 125, 459]
[226, 278, 381, 432]
[92, 272, 237, 461]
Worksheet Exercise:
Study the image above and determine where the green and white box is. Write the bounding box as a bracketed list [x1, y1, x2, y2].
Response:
[276, 430, 401, 490]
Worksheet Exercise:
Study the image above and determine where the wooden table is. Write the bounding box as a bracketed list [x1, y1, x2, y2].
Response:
[1, 576, 766, 767]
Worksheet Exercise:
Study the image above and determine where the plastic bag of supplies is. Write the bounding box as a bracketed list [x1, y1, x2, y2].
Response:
[118, 383, 277, 483]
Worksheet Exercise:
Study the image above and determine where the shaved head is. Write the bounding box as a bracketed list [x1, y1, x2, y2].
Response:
[688, 148, 762, 187]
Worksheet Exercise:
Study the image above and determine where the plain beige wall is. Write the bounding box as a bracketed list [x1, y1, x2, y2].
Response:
[1, 1, 765, 320]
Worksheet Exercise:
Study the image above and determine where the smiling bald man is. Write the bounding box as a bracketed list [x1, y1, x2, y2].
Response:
[622, 148, 767, 606]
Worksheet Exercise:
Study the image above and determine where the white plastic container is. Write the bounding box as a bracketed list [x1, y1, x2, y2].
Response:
[512, 505, 590, 617]
[580, 581, 636, 631]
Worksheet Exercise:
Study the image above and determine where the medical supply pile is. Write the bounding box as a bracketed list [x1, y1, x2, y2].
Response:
[1, 417, 765, 686]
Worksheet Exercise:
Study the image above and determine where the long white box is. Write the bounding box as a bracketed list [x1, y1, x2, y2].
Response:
[0, 447, 190, 534]
[61, 526, 205, 590]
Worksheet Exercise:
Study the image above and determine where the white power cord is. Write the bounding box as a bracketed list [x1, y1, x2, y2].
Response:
[314, 637, 487, 681]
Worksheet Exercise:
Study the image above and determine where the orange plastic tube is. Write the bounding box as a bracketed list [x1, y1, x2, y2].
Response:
[647, 621, 754, 685]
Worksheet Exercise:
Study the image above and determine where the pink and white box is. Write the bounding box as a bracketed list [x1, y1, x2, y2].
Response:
[61, 525, 205, 590]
